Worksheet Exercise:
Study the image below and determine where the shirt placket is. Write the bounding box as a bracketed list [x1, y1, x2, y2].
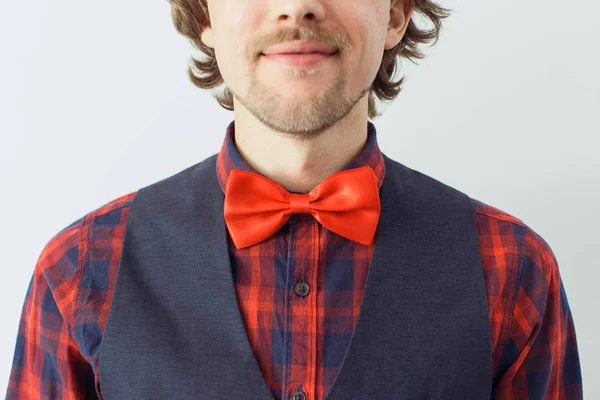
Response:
[286, 214, 319, 400]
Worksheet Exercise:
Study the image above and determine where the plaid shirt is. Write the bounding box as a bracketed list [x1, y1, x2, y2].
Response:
[6, 120, 583, 399]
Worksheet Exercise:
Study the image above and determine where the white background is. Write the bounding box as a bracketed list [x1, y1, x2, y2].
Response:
[1, 0, 598, 397]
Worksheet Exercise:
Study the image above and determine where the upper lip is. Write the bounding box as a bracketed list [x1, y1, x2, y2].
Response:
[262, 40, 337, 55]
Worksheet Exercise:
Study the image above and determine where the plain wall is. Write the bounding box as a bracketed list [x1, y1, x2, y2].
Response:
[1, 0, 598, 396]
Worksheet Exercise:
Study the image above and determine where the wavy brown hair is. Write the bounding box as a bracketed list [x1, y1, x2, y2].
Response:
[168, 0, 452, 119]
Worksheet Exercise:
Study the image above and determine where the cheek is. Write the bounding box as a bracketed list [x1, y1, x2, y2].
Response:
[351, 20, 385, 79]
[217, 43, 256, 92]
[364, 24, 388, 76]
[215, 52, 236, 86]
[211, 32, 241, 82]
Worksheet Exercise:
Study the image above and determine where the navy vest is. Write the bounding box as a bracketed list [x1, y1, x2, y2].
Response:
[98, 153, 493, 399]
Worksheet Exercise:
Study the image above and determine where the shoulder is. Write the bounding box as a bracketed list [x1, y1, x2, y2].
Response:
[470, 196, 558, 280]
[36, 191, 137, 330]
[84, 192, 137, 226]
[51, 191, 137, 261]
[31, 191, 137, 368]
[468, 196, 561, 376]
[470, 195, 559, 301]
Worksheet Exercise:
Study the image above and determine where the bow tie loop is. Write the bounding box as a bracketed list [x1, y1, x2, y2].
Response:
[287, 193, 310, 214]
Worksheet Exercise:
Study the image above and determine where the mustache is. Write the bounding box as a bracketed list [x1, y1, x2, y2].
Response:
[252, 26, 349, 57]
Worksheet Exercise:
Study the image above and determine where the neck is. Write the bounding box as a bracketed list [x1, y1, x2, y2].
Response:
[232, 99, 370, 193]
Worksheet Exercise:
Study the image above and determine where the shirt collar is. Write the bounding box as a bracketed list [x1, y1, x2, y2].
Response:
[216, 119, 386, 195]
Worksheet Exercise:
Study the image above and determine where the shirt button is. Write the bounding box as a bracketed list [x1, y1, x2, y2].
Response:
[290, 389, 307, 400]
[294, 281, 310, 297]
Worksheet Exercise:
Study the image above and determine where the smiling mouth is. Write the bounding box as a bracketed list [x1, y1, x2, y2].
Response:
[260, 51, 338, 68]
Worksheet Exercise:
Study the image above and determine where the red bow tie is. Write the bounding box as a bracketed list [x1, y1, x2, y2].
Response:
[223, 166, 381, 249]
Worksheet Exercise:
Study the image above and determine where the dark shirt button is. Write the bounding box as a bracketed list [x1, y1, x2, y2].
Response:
[290, 390, 307, 400]
[294, 281, 310, 297]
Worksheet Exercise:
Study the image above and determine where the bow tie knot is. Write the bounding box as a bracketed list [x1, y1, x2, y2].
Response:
[223, 166, 381, 249]
[289, 193, 311, 214]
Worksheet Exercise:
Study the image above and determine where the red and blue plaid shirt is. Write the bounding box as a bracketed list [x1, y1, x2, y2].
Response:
[6, 120, 583, 399]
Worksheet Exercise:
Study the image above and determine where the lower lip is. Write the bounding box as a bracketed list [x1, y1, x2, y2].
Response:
[261, 52, 337, 68]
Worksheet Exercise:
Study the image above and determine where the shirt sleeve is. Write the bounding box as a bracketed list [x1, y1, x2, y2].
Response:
[492, 224, 583, 399]
[5, 219, 99, 399]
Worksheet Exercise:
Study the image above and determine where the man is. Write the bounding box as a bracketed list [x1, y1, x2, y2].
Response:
[6, 0, 583, 399]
